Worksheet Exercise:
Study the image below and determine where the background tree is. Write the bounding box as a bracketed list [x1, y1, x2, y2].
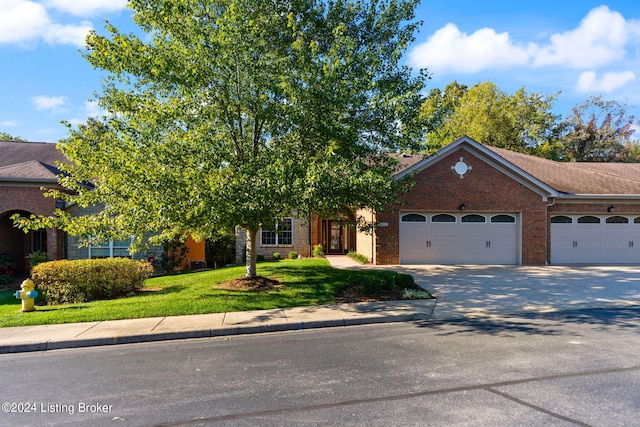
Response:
[14, 0, 427, 278]
[557, 96, 639, 162]
[0, 132, 27, 142]
[420, 82, 560, 155]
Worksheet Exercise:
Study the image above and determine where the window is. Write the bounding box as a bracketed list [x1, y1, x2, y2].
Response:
[89, 239, 132, 258]
[401, 214, 427, 222]
[551, 216, 572, 223]
[461, 214, 485, 223]
[432, 214, 456, 223]
[261, 219, 293, 245]
[635, 217, 640, 224]
[606, 216, 628, 224]
[577, 216, 600, 224]
[491, 214, 516, 223]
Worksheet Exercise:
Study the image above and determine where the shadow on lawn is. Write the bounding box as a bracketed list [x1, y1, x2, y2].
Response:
[416, 305, 640, 337]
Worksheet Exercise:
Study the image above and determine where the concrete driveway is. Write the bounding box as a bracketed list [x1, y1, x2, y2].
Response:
[327, 257, 640, 319]
[397, 265, 640, 319]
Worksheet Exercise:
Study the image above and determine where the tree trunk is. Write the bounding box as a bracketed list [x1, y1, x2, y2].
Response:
[245, 226, 258, 279]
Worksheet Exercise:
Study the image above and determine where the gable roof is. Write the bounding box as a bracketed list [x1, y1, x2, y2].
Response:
[396, 136, 640, 199]
[0, 141, 67, 183]
[485, 146, 640, 196]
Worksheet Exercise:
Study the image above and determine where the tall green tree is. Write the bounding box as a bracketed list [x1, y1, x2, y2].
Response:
[420, 81, 560, 155]
[557, 96, 639, 162]
[14, 0, 427, 278]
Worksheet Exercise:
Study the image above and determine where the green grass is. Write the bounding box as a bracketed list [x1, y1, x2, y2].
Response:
[0, 258, 389, 328]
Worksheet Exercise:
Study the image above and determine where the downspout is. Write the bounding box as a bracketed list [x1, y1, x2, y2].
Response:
[545, 197, 556, 265]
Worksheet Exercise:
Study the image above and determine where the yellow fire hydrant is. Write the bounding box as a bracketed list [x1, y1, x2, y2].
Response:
[14, 278, 38, 312]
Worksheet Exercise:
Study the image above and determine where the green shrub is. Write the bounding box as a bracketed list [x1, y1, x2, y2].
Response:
[347, 251, 368, 264]
[312, 244, 324, 257]
[395, 273, 416, 289]
[272, 252, 281, 260]
[288, 251, 299, 259]
[31, 258, 154, 304]
[256, 254, 265, 262]
[378, 271, 396, 290]
[27, 250, 49, 269]
[402, 289, 433, 299]
[0, 252, 16, 288]
[361, 277, 382, 295]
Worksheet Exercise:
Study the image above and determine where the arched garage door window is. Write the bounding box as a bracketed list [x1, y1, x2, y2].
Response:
[432, 214, 456, 223]
[491, 214, 516, 223]
[577, 216, 600, 224]
[401, 214, 426, 222]
[461, 214, 485, 223]
[606, 216, 628, 224]
[551, 216, 572, 223]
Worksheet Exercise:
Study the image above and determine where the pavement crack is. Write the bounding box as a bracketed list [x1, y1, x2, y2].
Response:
[148, 365, 640, 426]
[485, 387, 591, 426]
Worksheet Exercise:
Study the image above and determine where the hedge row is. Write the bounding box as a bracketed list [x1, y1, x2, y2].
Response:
[31, 258, 154, 304]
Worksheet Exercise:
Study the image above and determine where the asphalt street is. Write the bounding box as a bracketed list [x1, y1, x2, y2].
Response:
[1, 305, 639, 426]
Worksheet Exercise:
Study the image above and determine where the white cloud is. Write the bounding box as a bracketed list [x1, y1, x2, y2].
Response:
[43, 0, 128, 17]
[67, 100, 108, 126]
[576, 71, 636, 93]
[409, 6, 640, 75]
[408, 23, 533, 73]
[32, 95, 67, 113]
[1, 120, 22, 127]
[0, 0, 93, 46]
[534, 6, 634, 68]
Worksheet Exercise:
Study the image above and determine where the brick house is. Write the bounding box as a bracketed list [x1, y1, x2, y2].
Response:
[238, 136, 640, 265]
[0, 141, 202, 271]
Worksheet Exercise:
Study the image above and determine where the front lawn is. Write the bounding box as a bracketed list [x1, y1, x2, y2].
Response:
[0, 258, 415, 328]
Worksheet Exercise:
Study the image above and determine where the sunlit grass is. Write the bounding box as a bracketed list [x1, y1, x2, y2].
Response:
[0, 258, 379, 327]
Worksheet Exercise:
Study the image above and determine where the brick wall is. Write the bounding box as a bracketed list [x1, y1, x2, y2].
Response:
[375, 148, 549, 265]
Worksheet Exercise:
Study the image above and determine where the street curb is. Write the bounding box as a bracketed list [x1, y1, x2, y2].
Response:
[0, 312, 430, 354]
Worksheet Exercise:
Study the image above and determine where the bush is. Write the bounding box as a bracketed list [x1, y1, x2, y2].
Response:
[31, 258, 154, 304]
[361, 277, 382, 295]
[27, 250, 48, 269]
[312, 244, 324, 257]
[288, 251, 298, 259]
[272, 252, 281, 260]
[395, 273, 416, 289]
[256, 254, 265, 262]
[0, 252, 16, 288]
[347, 251, 368, 264]
[378, 271, 396, 291]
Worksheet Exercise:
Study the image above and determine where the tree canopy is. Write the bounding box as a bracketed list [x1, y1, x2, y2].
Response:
[0, 132, 27, 142]
[556, 96, 639, 162]
[420, 81, 560, 155]
[15, 0, 427, 278]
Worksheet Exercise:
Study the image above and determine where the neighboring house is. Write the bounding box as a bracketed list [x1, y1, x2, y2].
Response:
[0, 140, 203, 272]
[238, 136, 640, 265]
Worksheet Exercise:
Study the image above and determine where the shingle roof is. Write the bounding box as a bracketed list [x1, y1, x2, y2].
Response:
[0, 141, 67, 182]
[485, 146, 640, 195]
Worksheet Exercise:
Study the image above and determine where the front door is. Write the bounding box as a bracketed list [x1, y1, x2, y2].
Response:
[328, 221, 343, 253]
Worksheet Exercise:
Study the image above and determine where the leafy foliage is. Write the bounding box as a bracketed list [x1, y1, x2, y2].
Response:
[557, 96, 639, 162]
[420, 81, 560, 155]
[14, 0, 427, 279]
[31, 258, 153, 304]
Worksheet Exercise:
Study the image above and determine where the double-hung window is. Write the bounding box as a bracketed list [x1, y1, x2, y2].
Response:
[261, 219, 293, 246]
[88, 239, 133, 258]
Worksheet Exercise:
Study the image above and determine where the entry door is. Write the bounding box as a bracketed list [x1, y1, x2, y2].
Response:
[328, 221, 343, 253]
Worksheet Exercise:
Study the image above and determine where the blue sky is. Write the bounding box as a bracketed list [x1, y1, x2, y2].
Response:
[1, 0, 639, 143]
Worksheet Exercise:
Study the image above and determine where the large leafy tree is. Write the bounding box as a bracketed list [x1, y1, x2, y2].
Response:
[16, 0, 427, 278]
[557, 96, 639, 162]
[420, 81, 560, 155]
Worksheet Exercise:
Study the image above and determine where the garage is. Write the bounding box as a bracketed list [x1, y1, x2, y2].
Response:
[550, 215, 640, 264]
[400, 212, 519, 264]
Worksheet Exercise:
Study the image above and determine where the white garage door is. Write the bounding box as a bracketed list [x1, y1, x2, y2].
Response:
[400, 213, 519, 264]
[551, 215, 640, 264]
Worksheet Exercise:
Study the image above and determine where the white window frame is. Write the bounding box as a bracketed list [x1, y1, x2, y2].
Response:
[88, 239, 133, 259]
[261, 218, 293, 246]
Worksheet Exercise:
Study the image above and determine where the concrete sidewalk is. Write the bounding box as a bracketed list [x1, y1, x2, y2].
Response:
[0, 299, 437, 354]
